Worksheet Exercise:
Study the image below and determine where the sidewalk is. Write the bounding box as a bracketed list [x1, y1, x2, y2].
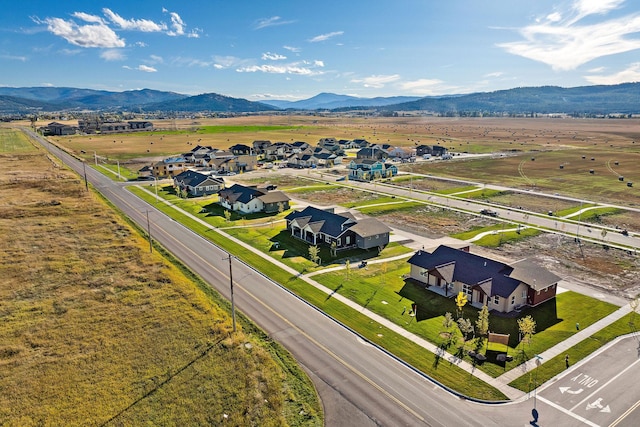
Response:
[137, 186, 633, 402]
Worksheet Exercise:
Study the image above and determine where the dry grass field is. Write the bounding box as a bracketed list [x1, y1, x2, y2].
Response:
[0, 129, 321, 426]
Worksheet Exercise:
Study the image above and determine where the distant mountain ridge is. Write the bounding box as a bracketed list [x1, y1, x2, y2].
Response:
[0, 83, 639, 115]
[261, 92, 423, 109]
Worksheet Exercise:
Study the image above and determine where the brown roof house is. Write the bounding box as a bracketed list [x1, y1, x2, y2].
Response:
[407, 245, 560, 314]
[218, 184, 290, 214]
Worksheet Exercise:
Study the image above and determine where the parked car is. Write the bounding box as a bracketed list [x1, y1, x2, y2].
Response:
[480, 209, 499, 217]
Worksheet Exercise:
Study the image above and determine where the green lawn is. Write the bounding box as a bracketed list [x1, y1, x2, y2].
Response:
[312, 261, 619, 378]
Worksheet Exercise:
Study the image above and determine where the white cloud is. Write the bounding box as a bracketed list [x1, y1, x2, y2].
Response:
[37, 8, 198, 48]
[212, 55, 242, 69]
[72, 12, 105, 25]
[308, 31, 344, 43]
[237, 63, 323, 76]
[149, 54, 164, 64]
[167, 12, 185, 36]
[283, 45, 301, 53]
[262, 52, 287, 61]
[351, 74, 401, 88]
[498, 0, 640, 71]
[254, 16, 295, 30]
[40, 16, 125, 48]
[123, 64, 157, 72]
[100, 49, 126, 61]
[103, 8, 166, 32]
[397, 78, 449, 95]
[584, 62, 640, 84]
[0, 54, 27, 62]
[484, 71, 504, 78]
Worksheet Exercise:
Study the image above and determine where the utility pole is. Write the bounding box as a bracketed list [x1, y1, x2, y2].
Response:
[226, 253, 237, 333]
[82, 161, 88, 191]
[146, 211, 152, 253]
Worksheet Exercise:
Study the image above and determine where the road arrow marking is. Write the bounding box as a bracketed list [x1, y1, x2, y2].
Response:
[600, 405, 611, 413]
[586, 398, 604, 410]
[560, 387, 584, 394]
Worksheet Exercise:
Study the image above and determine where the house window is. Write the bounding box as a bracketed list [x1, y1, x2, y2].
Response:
[511, 295, 515, 305]
[346, 236, 351, 245]
[462, 284, 472, 298]
[493, 295, 499, 305]
[522, 290, 527, 301]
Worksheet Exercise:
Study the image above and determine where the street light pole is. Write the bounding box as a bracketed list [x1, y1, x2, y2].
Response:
[533, 354, 543, 410]
[154, 176, 159, 203]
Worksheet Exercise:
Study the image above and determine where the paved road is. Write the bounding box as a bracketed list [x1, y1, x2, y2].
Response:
[537, 335, 640, 427]
[27, 130, 640, 426]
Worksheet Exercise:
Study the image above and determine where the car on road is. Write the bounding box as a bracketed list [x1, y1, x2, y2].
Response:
[480, 209, 499, 217]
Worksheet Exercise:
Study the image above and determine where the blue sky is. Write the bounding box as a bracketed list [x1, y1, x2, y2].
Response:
[2, 0, 640, 100]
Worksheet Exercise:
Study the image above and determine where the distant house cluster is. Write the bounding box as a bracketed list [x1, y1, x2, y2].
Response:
[40, 120, 154, 136]
[407, 245, 560, 314]
[78, 120, 154, 134]
[144, 136, 451, 181]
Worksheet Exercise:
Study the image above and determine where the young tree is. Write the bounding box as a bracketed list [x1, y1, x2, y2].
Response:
[223, 209, 231, 223]
[475, 305, 490, 351]
[345, 259, 351, 279]
[308, 245, 320, 264]
[277, 202, 285, 215]
[455, 291, 468, 318]
[518, 315, 537, 348]
[457, 317, 474, 342]
[442, 312, 456, 349]
[330, 241, 337, 258]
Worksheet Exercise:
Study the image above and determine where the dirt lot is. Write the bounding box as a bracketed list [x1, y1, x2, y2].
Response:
[498, 234, 640, 299]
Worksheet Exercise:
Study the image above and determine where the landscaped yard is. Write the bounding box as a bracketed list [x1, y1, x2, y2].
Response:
[312, 262, 619, 378]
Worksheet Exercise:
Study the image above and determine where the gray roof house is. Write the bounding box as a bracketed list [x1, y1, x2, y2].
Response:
[285, 206, 391, 251]
[407, 245, 560, 314]
[173, 170, 225, 197]
[218, 184, 290, 214]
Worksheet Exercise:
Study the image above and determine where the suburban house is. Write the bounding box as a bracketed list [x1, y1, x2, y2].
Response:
[41, 122, 77, 136]
[387, 146, 415, 160]
[229, 144, 252, 155]
[152, 157, 187, 177]
[173, 170, 225, 197]
[416, 145, 449, 157]
[356, 147, 387, 161]
[347, 159, 398, 181]
[218, 183, 290, 214]
[252, 140, 272, 156]
[407, 245, 561, 314]
[285, 206, 391, 251]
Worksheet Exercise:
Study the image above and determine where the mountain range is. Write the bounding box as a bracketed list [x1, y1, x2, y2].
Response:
[1, 83, 639, 116]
